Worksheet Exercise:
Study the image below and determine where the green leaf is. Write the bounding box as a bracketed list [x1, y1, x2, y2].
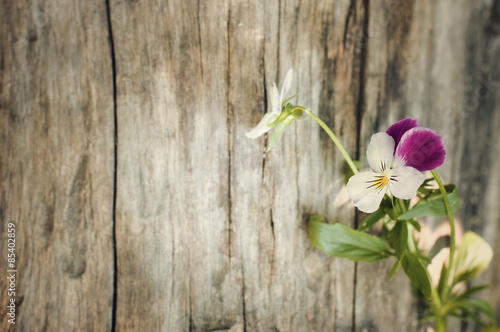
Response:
[381, 197, 398, 221]
[400, 252, 432, 299]
[390, 221, 408, 260]
[406, 219, 421, 232]
[455, 305, 485, 326]
[467, 299, 496, 324]
[417, 178, 435, 196]
[399, 184, 459, 220]
[266, 115, 294, 152]
[308, 215, 392, 262]
[436, 261, 449, 298]
[389, 259, 400, 281]
[453, 285, 490, 302]
[282, 92, 301, 105]
[456, 299, 496, 327]
[357, 208, 385, 232]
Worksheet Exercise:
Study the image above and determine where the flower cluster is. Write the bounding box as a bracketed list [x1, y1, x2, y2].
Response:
[346, 119, 446, 213]
[247, 68, 496, 330]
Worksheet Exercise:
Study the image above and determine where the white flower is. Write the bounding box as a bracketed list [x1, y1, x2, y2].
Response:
[246, 69, 293, 139]
[346, 132, 425, 213]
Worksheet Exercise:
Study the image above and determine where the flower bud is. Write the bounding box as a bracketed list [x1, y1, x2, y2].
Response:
[453, 231, 493, 284]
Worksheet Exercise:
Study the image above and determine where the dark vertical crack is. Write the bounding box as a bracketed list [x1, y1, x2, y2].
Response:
[277, 0, 281, 77]
[352, 1, 370, 332]
[226, 4, 233, 261]
[262, 62, 269, 170]
[355, 0, 370, 163]
[188, 244, 194, 331]
[189, 294, 193, 332]
[350, 261, 358, 332]
[241, 262, 247, 332]
[262, 62, 268, 112]
[197, 0, 204, 80]
[269, 208, 275, 283]
[105, 0, 118, 330]
[343, 0, 356, 49]
[270, 209, 275, 241]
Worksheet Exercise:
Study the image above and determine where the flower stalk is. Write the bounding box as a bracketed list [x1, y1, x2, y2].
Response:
[306, 110, 359, 175]
[431, 170, 456, 298]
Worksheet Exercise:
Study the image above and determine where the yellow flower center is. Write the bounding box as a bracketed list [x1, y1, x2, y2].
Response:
[375, 175, 390, 189]
[366, 174, 390, 190]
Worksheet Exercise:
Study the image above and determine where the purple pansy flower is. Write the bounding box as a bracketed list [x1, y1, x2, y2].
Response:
[346, 118, 446, 213]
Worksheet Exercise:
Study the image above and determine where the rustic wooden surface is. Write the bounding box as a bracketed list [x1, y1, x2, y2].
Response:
[0, 0, 115, 331]
[1, 0, 499, 331]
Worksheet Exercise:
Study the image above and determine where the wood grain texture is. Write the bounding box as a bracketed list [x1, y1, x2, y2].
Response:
[0, 0, 115, 331]
[360, 0, 500, 331]
[1, 0, 499, 331]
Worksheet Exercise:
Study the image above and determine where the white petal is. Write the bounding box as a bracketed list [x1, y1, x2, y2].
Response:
[281, 69, 293, 101]
[366, 132, 395, 173]
[346, 172, 389, 213]
[271, 82, 281, 115]
[246, 113, 277, 139]
[387, 166, 425, 199]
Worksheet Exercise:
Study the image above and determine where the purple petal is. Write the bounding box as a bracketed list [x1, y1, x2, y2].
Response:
[386, 118, 420, 149]
[394, 127, 446, 172]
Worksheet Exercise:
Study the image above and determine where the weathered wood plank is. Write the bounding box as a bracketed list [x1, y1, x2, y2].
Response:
[111, 0, 237, 330]
[460, 2, 500, 331]
[351, 0, 419, 330]
[111, 0, 500, 330]
[360, 0, 500, 331]
[229, 0, 361, 329]
[1, 0, 498, 331]
[111, 0, 366, 330]
[0, 0, 115, 330]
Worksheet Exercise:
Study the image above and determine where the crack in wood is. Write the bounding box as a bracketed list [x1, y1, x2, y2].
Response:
[241, 262, 247, 332]
[262, 58, 269, 159]
[226, 4, 233, 261]
[355, 0, 369, 162]
[277, 0, 281, 78]
[189, 294, 194, 332]
[197, 0, 204, 80]
[104, 0, 119, 330]
[343, 0, 356, 49]
[269, 208, 275, 285]
[487, 0, 500, 34]
[352, 1, 370, 331]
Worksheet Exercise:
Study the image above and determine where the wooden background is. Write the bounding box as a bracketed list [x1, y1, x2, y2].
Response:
[1, 0, 499, 331]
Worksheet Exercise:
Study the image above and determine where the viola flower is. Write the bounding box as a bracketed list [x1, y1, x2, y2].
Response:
[346, 119, 446, 213]
[246, 69, 308, 152]
[246, 69, 294, 139]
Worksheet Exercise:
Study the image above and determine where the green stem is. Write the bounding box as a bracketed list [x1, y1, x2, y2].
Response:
[431, 285, 446, 332]
[434, 317, 446, 332]
[306, 110, 359, 175]
[397, 198, 417, 253]
[431, 170, 456, 298]
[397, 198, 406, 215]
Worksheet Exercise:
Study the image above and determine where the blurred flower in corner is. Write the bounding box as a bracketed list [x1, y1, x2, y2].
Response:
[418, 219, 493, 290]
